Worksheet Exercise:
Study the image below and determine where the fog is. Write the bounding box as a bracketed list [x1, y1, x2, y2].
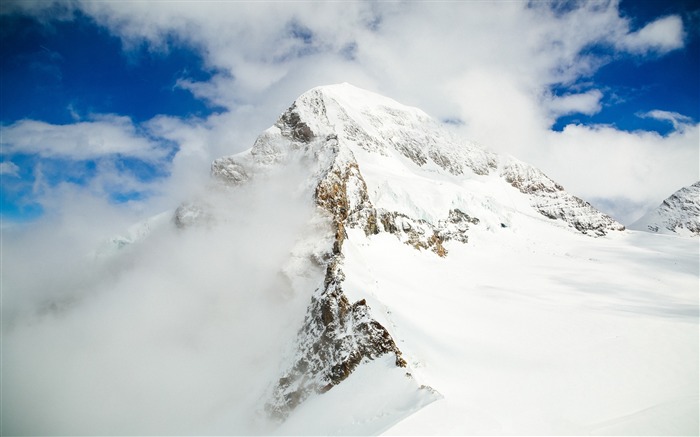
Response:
[1, 155, 334, 434]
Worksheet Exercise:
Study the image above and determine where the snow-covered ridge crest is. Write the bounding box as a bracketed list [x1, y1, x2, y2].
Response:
[631, 181, 700, 237]
[296, 83, 499, 176]
[212, 83, 622, 237]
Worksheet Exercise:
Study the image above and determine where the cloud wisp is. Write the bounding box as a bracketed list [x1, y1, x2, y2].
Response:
[639, 109, 695, 130]
[2, 116, 166, 161]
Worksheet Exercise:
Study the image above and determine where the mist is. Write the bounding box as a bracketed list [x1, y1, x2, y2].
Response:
[1, 154, 334, 435]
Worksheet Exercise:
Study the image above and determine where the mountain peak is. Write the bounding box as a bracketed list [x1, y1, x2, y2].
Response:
[630, 181, 700, 236]
[191, 84, 626, 416]
[210, 83, 622, 236]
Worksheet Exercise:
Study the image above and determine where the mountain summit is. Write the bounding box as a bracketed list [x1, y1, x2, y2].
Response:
[207, 83, 623, 237]
[178, 83, 625, 418]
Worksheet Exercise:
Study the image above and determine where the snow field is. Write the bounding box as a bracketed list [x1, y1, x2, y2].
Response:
[339, 224, 698, 435]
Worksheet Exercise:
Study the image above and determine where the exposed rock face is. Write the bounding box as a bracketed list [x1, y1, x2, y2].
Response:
[278, 103, 315, 143]
[631, 181, 700, 236]
[266, 251, 407, 419]
[267, 127, 439, 419]
[377, 208, 478, 257]
[502, 161, 624, 236]
[211, 157, 249, 185]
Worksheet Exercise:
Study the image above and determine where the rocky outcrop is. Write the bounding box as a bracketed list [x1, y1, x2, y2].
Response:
[502, 160, 624, 236]
[278, 103, 315, 143]
[266, 252, 406, 419]
[211, 157, 249, 185]
[266, 135, 408, 419]
[173, 202, 212, 229]
[377, 208, 478, 257]
[315, 155, 377, 237]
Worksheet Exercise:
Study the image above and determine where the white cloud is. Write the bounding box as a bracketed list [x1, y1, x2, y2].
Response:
[0, 161, 20, 177]
[617, 15, 685, 54]
[1, 115, 168, 161]
[0, 115, 179, 221]
[1, 155, 329, 434]
[546, 89, 604, 118]
[639, 109, 694, 130]
[535, 122, 699, 223]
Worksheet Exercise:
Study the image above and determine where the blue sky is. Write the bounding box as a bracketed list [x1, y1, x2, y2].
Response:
[552, 2, 700, 134]
[1, 11, 222, 124]
[1, 9, 221, 220]
[1, 0, 699, 225]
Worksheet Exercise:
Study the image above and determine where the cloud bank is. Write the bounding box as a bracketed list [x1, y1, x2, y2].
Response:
[2, 157, 331, 434]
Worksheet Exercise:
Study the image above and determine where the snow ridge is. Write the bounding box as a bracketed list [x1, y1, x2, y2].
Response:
[299, 84, 622, 236]
[631, 181, 700, 236]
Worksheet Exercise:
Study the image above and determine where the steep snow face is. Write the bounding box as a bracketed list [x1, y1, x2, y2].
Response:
[630, 181, 700, 237]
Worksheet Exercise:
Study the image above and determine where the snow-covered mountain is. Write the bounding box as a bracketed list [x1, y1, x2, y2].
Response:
[4, 84, 696, 436]
[177, 83, 627, 419]
[630, 181, 700, 236]
[206, 83, 623, 239]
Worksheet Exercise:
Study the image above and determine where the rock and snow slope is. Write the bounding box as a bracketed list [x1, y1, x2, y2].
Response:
[211, 83, 623, 238]
[3, 84, 697, 436]
[630, 181, 700, 236]
[200, 83, 626, 419]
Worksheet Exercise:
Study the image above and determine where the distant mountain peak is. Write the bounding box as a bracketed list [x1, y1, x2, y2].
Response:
[630, 181, 700, 237]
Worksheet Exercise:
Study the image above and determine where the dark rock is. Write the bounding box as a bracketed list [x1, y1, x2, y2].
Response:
[266, 258, 406, 419]
[278, 105, 315, 143]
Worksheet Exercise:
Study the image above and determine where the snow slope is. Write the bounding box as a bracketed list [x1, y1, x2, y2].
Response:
[270, 216, 698, 435]
[2, 84, 696, 436]
[630, 181, 700, 236]
[345, 222, 698, 435]
[212, 83, 695, 434]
